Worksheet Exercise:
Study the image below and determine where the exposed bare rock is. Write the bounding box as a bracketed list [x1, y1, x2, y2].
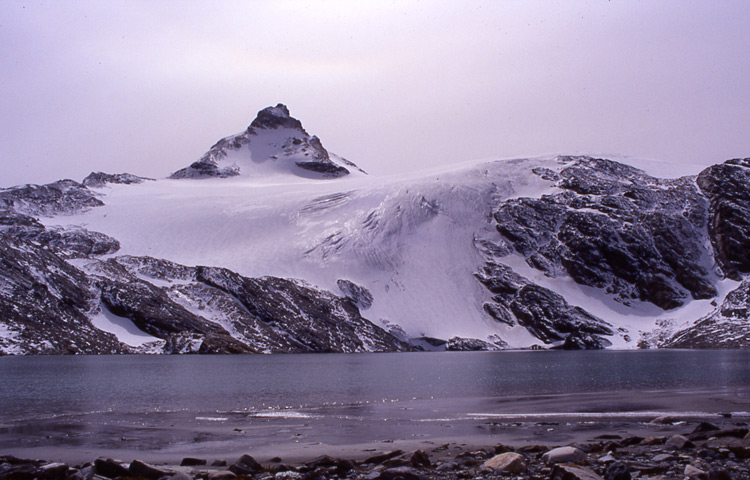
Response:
[0, 179, 103, 216]
[337, 279, 374, 309]
[475, 262, 614, 347]
[82, 171, 153, 188]
[195, 266, 411, 353]
[0, 237, 126, 354]
[696, 157, 750, 280]
[665, 278, 750, 348]
[492, 156, 716, 310]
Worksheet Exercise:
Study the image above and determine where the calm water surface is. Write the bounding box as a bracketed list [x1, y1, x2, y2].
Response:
[1, 350, 749, 462]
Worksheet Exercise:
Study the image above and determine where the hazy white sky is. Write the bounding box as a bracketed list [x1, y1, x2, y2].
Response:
[1, 1, 749, 186]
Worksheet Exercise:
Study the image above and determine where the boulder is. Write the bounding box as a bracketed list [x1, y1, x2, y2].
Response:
[665, 434, 693, 450]
[552, 464, 604, 480]
[542, 446, 587, 464]
[93, 459, 129, 479]
[408, 450, 431, 468]
[38, 463, 69, 480]
[128, 460, 169, 480]
[229, 455, 263, 475]
[684, 464, 706, 479]
[208, 472, 236, 480]
[481, 452, 526, 474]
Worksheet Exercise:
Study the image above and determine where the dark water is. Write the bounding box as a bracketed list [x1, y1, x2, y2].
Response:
[1, 350, 749, 462]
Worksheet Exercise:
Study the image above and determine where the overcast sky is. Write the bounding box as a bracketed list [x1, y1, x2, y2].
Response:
[1, 1, 749, 187]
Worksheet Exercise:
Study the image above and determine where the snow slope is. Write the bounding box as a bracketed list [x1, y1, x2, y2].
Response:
[41, 153, 720, 349]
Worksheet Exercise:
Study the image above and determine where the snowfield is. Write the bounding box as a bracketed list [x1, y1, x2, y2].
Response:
[40, 153, 721, 349]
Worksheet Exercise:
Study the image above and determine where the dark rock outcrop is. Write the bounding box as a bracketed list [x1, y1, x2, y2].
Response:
[491, 156, 716, 310]
[0, 179, 103, 216]
[249, 104, 305, 131]
[337, 279, 374, 309]
[475, 262, 614, 347]
[10, 226, 120, 258]
[665, 278, 750, 348]
[445, 336, 507, 351]
[82, 171, 153, 188]
[696, 157, 750, 280]
[195, 266, 410, 353]
[0, 236, 126, 354]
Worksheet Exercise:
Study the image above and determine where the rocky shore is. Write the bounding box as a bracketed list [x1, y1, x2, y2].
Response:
[2, 419, 749, 480]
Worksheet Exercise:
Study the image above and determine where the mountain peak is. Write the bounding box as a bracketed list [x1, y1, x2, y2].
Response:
[169, 104, 365, 180]
[249, 103, 305, 132]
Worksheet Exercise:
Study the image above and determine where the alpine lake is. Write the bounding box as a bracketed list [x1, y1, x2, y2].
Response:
[1, 350, 749, 464]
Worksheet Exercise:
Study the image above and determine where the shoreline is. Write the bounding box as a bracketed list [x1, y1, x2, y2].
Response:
[3, 388, 750, 466]
[2, 414, 749, 480]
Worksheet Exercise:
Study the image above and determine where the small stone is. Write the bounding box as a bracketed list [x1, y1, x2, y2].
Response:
[39, 463, 69, 480]
[364, 451, 404, 465]
[229, 455, 263, 475]
[435, 462, 457, 472]
[211, 460, 227, 467]
[604, 462, 631, 480]
[516, 444, 547, 453]
[408, 450, 430, 468]
[693, 422, 720, 434]
[684, 464, 706, 479]
[377, 466, 424, 480]
[641, 436, 664, 445]
[620, 436, 644, 446]
[71, 465, 95, 480]
[274, 472, 302, 480]
[649, 416, 679, 425]
[93, 459, 129, 479]
[168, 473, 193, 480]
[594, 434, 622, 440]
[208, 471, 236, 480]
[493, 443, 515, 453]
[481, 452, 526, 474]
[552, 464, 604, 480]
[180, 458, 207, 467]
[707, 469, 732, 480]
[665, 434, 693, 450]
[652, 453, 675, 462]
[129, 460, 169, 480]
[542, 446, 587, 464]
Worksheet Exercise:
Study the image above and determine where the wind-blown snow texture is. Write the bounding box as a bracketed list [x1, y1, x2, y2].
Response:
[1, 104, 749, 354]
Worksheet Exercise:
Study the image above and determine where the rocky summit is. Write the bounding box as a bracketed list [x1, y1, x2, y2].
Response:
[2, 105, 750, 354]
[169, 104, 362, 179]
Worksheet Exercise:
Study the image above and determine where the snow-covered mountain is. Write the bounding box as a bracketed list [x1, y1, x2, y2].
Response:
[1, 104, 749, 354]
[169, 104, 364, 180]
